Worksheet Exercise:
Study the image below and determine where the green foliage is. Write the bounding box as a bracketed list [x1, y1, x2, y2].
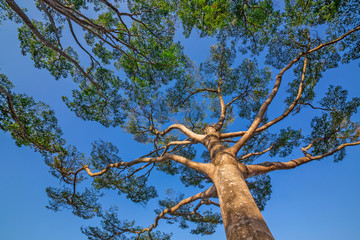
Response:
[0, 73, 65, 153]
[176, 0, 275, 40]
[83, 207, 173, 240]
[18, 22, 75, 80]
[309, 86, 360, 161]
[246, 174, 272, 211]
[46, 186, 101, 219]
[90, 140, 158, 204]
[270, 127, 302, 158]
[2, 0, 360, 238]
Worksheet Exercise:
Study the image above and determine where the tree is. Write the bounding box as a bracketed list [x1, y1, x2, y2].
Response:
[1, 0, 360, 239]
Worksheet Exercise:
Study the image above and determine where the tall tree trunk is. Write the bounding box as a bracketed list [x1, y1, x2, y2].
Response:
[212, 152, 274, 240]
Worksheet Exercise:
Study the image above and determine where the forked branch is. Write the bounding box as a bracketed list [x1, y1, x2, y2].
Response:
[222, 25, 360, 142]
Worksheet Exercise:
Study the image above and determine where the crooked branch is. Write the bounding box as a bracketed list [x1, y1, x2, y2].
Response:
[83, 153, 211, 177]
[140, 185, 217, 233]
[151, 124, 204, 142]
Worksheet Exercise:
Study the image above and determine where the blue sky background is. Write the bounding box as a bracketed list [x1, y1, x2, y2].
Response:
[1, 2, 360, 240]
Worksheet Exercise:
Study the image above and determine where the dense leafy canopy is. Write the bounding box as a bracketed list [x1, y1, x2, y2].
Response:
[1, 0, 360, 239]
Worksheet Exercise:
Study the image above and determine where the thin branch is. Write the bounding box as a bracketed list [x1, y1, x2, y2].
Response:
[229, 52, 304, 154]
[298, 102, 335, 111]
[0, 85, 49, 152]
[239, 144, 274, 161]
[67, 18, 100, 66]
[171, 88, 217, 111]
[151, 124, 204, 142]
[39, 0, 63, 49]
[5, 0, 108, 105]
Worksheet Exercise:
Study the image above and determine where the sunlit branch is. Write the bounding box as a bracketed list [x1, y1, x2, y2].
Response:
[239, 144, 274, 161]
[245, 140, 360, 178]
[229, 53, 303, 154]
[165, 198, 220, 221]
[151, 124, 204, 142]
[139, 185, 217, 233]
[160, 139, 194, 156]
[83, 153, 211, 177]
[245, 55, 308, 134]
[213, 77, 226, 131]
[307, 25, 360, 54]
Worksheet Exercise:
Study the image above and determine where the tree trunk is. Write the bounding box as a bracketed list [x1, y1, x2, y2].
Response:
[212, 152, 274, 240]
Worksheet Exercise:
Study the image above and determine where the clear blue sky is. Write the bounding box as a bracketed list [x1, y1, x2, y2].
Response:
[1, 3, 360, 240]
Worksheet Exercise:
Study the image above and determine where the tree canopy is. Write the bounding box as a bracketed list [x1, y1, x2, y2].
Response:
[1, 0, 360, 239]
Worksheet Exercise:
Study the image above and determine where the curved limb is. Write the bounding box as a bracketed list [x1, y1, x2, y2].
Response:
[245, 140, 360, 178]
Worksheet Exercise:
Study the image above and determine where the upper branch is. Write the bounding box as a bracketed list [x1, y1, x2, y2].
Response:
[213, 77, 226, 131]
[228, 53, 303, 154]
[151, 124, 205, 142]
[222, 25, 360, 141]
[5, 0, 108, 103]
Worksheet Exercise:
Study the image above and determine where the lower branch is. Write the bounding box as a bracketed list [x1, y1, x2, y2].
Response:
[141, 185, 217, 233]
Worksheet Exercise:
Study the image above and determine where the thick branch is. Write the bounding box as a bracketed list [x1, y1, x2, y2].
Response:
[245, 140, 360, 178]
[247, 55, 308, 133]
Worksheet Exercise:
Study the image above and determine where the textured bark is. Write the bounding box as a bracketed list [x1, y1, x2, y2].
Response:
[212, 153, 274, 240]
[203, 127, 274, 240]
